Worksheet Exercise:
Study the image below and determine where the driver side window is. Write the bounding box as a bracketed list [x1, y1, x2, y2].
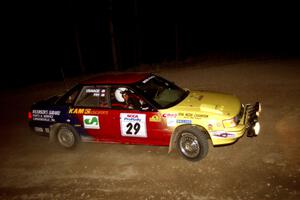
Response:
[110, 86, 149, 110]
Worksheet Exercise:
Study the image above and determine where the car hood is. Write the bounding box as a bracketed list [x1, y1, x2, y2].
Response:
[173, 91, 241, 117]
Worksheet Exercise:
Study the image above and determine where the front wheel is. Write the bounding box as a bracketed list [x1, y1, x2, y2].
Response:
[176, 128, 208, 161]
[56, 125, 80, 149]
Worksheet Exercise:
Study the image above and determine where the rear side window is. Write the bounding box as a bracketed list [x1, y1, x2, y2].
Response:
[56, 85, 81, 105]
[65, 89, 80, 104]
[75, 86, 109, 108]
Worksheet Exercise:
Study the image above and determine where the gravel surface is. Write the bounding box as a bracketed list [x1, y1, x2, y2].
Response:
[0, 58, 299, 200]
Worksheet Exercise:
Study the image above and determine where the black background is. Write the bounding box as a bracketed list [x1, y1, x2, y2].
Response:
[3, 1, 299, 88]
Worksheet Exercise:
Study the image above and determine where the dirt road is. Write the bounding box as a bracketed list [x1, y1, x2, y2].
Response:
[0, 58, 299, 199]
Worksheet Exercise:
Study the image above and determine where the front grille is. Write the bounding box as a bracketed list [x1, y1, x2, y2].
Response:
[234, 104, 244, 125]
[245, 103, 260, 126]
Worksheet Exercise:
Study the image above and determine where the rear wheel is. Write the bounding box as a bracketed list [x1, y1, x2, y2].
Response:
[56, 125, 79, 149]
[176, 128, 208, 161]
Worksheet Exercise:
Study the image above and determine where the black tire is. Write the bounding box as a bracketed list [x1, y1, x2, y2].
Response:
[56, 124, 80, 149]
[176, 127, 208, 161]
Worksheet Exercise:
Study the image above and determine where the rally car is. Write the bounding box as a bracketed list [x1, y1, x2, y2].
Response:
[28, 73, 261, 161]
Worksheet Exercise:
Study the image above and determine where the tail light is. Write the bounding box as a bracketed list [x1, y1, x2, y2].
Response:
[28, 111, 32, 120]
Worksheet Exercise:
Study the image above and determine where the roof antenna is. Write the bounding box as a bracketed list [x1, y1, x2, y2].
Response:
[60, 67, 68, 91]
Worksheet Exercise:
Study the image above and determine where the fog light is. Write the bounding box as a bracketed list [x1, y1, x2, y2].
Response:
[256, 111, 260, 117]
[258, 102, 262, 112]
[253, 122, 260, 135]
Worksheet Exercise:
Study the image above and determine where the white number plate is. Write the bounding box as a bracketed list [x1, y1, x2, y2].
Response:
[120, 113, 147, 138]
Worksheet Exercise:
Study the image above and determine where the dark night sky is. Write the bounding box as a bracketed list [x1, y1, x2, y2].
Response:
[3, 1, 299, 88]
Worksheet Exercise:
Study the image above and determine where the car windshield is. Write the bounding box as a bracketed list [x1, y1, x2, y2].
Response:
[135, 75, 189, 109]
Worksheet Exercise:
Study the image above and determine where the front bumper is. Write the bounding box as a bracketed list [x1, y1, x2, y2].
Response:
[210, 102, 261, 145]
[244, 102, 262, 137]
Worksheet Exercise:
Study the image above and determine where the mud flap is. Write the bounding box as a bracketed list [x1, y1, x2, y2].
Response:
[49, 124, 61, 143]
[168, 133, 176, 153]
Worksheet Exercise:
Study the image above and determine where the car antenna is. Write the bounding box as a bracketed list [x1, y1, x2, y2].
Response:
[60, 67, 68, 91]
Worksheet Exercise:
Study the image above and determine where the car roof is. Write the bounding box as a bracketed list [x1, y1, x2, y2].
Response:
[81, 72, 152, 85]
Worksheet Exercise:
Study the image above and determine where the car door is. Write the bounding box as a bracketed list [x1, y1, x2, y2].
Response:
[70, 85, 120, 142]
[110, 86, 171, 146]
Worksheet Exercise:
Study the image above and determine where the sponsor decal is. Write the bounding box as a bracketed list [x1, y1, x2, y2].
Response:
[176, 119, 192, 124]
[194, 114, 208, 119]
[86, 88, 101, 97]
[176, 113, 209, 119]
[100, 89, 106, 97]
[120, 113, 147, 138]
[167, 118, 176, 127]
[162, 113, 177, 126]
[168, 112, 208, 119]
[83, 115, 100, 129]
[184, 113, 208, 119]
[211, 131, 235, 138]
[178, 112, 184, 117]
[69, 108, 85, 114]
[86, 89, 100, 93]
[32, 110, 61, 122]
[162, 113, 177, 118]
[69, 108, 108, 115]
[149, 115, 161, 122]
[185, 113, 193, 118]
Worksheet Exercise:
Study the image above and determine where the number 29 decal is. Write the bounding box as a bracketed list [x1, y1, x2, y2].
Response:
[126, 123, 141, 135]
[120, 113, 147, 138]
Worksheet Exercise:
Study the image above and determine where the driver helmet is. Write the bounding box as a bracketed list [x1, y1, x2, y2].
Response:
[115, 87, 128, 102]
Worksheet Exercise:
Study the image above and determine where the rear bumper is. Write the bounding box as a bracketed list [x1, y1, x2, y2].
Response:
[28, 120, 51, 136]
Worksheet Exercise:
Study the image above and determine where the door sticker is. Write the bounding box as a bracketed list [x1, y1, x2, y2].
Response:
[149, 115, 161, 122]
[120, 113, 147, 138]
[162, 113, 177, 127]
[83, 115, 100, 129]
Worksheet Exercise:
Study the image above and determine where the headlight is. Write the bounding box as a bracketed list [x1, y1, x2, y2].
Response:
[222, 118, 237, 128]
[253, 122, 260, 135]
